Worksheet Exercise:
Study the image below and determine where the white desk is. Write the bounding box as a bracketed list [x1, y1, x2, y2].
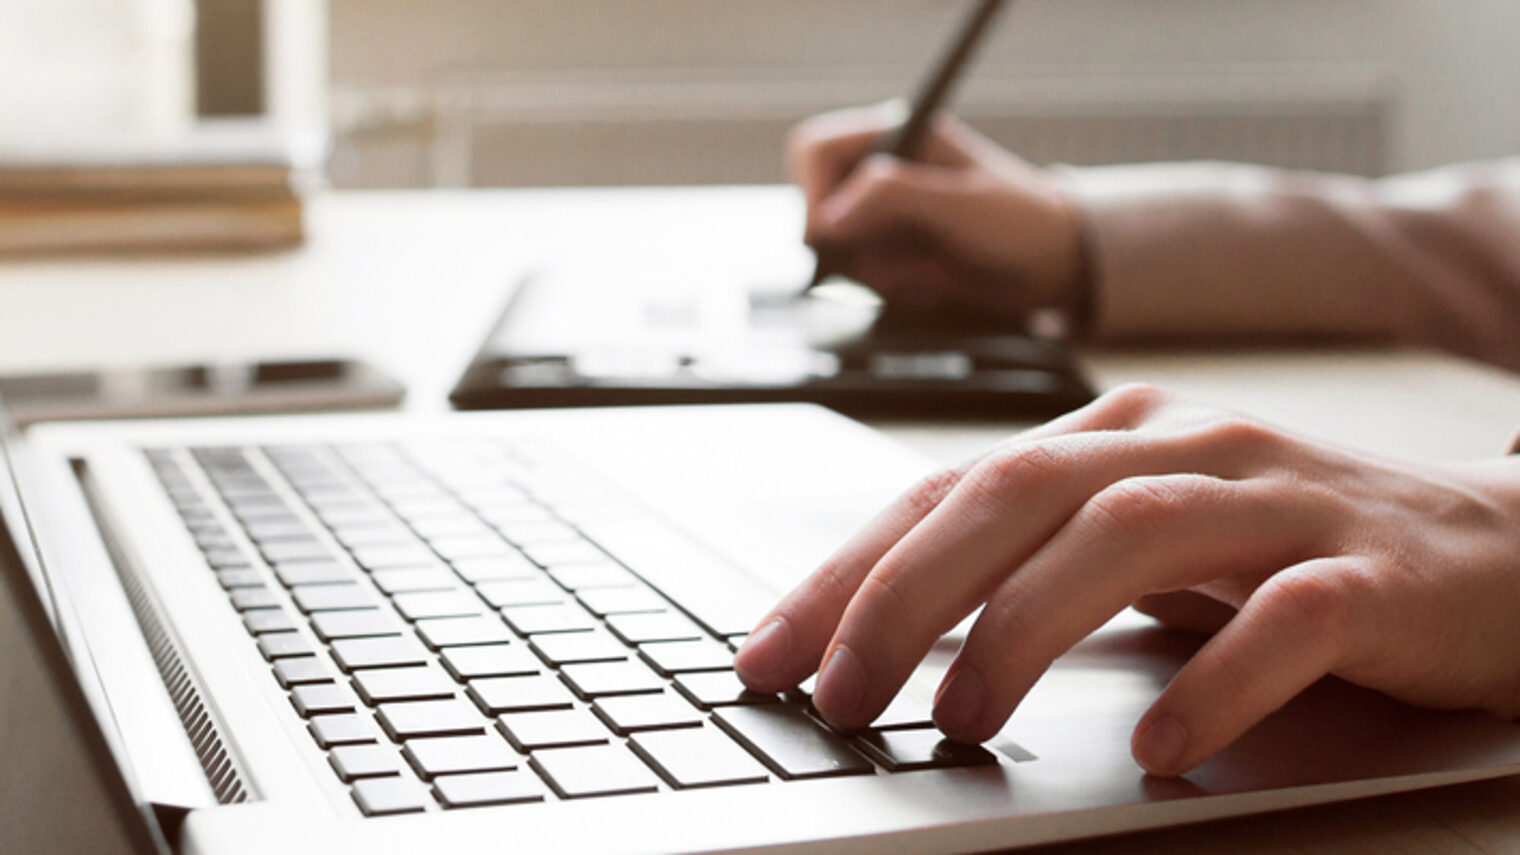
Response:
[4, 187, 1520, 853]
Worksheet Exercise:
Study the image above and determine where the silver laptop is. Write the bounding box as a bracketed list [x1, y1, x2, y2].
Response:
[5, 397, 1520, 854]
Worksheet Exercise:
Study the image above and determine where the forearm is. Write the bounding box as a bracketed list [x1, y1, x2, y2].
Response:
[1061, 159, 1520, 370]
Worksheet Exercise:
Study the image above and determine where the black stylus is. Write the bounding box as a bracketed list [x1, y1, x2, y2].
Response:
[801, 0, 1010, 293]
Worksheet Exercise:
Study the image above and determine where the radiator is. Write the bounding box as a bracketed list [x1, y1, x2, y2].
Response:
[330, 65, 1393, 187]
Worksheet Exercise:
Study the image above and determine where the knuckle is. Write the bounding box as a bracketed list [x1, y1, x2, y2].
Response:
[855, 570, 914, 618]
[808, 557, 857, 605]
[899, 467, 965, 518]
[1262, 566, 1363, 644]
[963, 444, 1069, 510]
[1091, 383, 1172, 424]
[1082, 476, 1195, 538]
[1105, 382, 1171, 410]
[1195, 415, 1280, 453]
[975, 586, 1039, 651]
[857, 157, 908, 194]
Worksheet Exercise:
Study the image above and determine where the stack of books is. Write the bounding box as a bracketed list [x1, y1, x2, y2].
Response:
[0, 121, 322, 256]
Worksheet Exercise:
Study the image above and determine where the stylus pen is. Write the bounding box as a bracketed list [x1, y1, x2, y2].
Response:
[801, 0, 1010, 293]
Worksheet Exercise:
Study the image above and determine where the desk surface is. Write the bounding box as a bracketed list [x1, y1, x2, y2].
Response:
[3, 186, 1520, 853]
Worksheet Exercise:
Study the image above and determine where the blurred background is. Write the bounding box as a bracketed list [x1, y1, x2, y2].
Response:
[3, 0, 1518, 188]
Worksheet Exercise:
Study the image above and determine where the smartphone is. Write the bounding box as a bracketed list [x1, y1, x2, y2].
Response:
[0, 359, 405, 427]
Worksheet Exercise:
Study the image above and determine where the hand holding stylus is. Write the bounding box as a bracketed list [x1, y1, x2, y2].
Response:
[793, 104, 1085, 325]
[803, 0, 1011, 293]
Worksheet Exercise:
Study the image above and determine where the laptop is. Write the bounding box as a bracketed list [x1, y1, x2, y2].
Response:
[6, 395, 1520, 854]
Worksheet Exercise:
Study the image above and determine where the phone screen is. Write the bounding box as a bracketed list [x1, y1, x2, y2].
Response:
[0, 360, 405, 426]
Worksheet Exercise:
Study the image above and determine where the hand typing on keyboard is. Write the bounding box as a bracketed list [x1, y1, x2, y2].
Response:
[735, 383, 1520, 777]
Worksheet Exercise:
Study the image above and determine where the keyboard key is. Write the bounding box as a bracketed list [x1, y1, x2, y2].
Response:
[630, 726, 770, 788]
[314, 504, 392, 528]
[386, 496, 464, 522]
[308, 713, 377, 748]
[370, 567, 459, 595]
[500, 604, 596, 635]
[606, 611, 703, 645]
[351, 544, 440, 571]
[432, 771, 543, 808]
[274, 657, 334, 688]
[712, 705, 873, 779]
[243, 609, 296, 635]
[328, 744, 402, 781]
[195, 532, 238, 552]
[578, 520, 766, 636]
[477, 506, 555, 531]
[376, 699, 488, 741]
[494, 519, 580, 546]
[203, 547, 252, 569]
[521, 540, 607, 568]
[330, 636, 431, 672]
[411, 517, 493, 540]
[260, 540, 330, 564]
[639, 639, 735, 675]
[852, 729, 998, 772]
[257, 632, 314, 661]
[351, 777, 428, 816]
[216, 568, 264, 590]
[352, 666, 458, 705]
[273, 560, 355, 587]
[402, 734, 519, 779]
[450, 555, 540, 584]
[559, 661, 665, 699]
[311, 610, 402, 642]
[229, 586, 280, 611]
[673, 671, 779, 709]
[591, 691, 704, 735]
[576, 587, 668, 617]
[475, 578, 566, 608]
[440, 644, 541, 680]
[869, 693, 936, 731]
[466, 674, 575, 714]
[530, 630, 628, 666]
[290, 683, 357, 717]
[393, 590, 486, 621]
[530, 745, 659, 799]
[228, 500, 294, 522]
[244, 518, 314, 542]
[429, 534, 516, 562]
[332, 524, 416, 549]
[496, 708, 610, 751]
[416, 616, 514, 649]
[545, 562, 638, 591]
[292, 584, 377, 614]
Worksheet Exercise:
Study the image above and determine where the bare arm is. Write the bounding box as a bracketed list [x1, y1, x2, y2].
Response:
[1070, 159, 1520, 370]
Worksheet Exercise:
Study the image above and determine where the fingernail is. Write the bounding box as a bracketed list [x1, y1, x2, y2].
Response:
[813, 646, 866, 723]
[1133, 716, 1188, 775]
[734, 619, 789, 686]
[932, 667, 985, 737]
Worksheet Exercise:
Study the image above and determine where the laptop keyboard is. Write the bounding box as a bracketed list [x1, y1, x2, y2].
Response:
[144, 438, 998, 816]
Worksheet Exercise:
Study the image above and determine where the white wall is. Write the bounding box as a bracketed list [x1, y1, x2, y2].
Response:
[326, 0, 1520, 184]
[0, 0, 194, 142]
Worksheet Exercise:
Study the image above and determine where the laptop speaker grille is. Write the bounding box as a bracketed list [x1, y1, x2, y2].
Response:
[75, 460, 251, 805]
